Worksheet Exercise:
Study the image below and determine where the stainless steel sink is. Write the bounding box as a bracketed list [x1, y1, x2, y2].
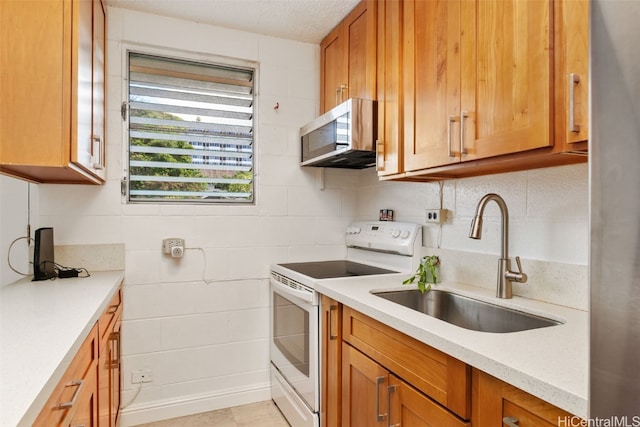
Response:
[371, 289, 563, 333]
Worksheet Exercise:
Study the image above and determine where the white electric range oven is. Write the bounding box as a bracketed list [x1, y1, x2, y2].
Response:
[269, 221, 422, 427]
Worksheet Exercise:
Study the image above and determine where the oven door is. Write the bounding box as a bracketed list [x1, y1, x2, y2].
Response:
[270, 277, 319, 413]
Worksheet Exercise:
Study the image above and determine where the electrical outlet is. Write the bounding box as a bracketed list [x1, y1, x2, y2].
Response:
[162, 238, 185, 258]
[425, 209, 448, 224]
[131, 369, 153, 384]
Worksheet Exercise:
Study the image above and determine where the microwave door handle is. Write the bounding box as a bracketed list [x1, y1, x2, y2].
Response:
[270, 277, 314, 303]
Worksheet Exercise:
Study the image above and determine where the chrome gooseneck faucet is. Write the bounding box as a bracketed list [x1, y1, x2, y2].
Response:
[469, 193, 527, 299]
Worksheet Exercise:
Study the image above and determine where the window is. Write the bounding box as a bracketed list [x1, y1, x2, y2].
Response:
[126, 52, 254, 203]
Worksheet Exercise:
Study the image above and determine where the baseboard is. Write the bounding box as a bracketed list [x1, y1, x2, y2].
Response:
[119, 382, 272, 426]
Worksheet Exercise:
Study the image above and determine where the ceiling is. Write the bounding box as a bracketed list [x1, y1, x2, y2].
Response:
[105, 0, 361, 44]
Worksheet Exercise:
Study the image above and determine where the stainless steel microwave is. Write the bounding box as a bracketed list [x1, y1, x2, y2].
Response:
[300, 98, 377, 169]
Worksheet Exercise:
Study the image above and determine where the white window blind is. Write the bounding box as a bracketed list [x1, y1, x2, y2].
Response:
[126, 52, 254, 203]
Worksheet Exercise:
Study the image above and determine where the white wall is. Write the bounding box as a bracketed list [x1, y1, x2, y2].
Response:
[0, 6, 589, 426]
[0, 175, 38, 286]
[33, 7, 364, 425]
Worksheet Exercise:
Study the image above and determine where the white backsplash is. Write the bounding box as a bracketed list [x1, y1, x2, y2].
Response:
[55, 243, 125, 273]
[419, 247, 588, 311]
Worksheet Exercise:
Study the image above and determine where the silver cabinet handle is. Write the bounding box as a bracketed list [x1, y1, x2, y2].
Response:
[57, 379, 84, 409]
[329, 305, 338, 340]
[460, 111, 469, 155]
[109, 331, 121, 369]
[92, 135, 104, 170]
[107, 304, 119, 315]
[503, 416, 520, 427]
[335, 84, 348, 106]
[386, 384, 396, 427]
[447, 116, 457, 158]
[375, 376, 386, 422]
[569, 73, 581, 132]
[376, 139, 385, 171]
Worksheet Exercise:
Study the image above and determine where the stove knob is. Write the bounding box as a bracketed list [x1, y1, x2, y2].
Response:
[400, 230, 410, 239]
[391, 229, 401, 238]
[354, 227, 361, 234]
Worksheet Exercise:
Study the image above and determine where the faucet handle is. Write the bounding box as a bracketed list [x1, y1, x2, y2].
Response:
[505, 256, 528, 284]
[515, 256, 524, 274]
[512, 256, 528, 283]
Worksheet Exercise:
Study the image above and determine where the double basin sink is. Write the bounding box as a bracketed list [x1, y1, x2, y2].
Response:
[372, 289, 562, 333]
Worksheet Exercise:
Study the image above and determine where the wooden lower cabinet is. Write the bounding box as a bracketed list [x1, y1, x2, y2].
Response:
[321, 295, 342, 427]
[342, 305, 471, 419]
[33, 326, 98, 427]
[98, 287, 122, 427]
[342, 343, 469, 427]
[323, 299, 582, 427]
[341, 343, 388, 427]
[34, 286, 122, 427]
[472, 369, 579, 427]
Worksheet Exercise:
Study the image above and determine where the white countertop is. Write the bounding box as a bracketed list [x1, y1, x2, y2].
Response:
[314, 274, 589, 418]
[0, 271, 124, 427]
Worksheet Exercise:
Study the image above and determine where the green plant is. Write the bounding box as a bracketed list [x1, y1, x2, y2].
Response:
[402, 255, 440, 294]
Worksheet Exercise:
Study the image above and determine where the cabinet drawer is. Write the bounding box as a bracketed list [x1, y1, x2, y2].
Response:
[472, 369, 579, 426]
[342, 306, 471, 419]
[98, 287, 121, 346]
[33, 324, 98, 427]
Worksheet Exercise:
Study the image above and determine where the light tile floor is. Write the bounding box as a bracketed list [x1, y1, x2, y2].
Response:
[133, 400, 289, 427]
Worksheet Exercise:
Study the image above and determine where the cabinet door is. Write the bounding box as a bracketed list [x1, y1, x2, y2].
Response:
[555, 0, 589, 149]
[344, 1, 376, 104]
[98, 339, 110, 427]
[0, 0, 67, 166]
[321, 296, 342, 427]
[376, 0, 402, 176]
[320, 1, 375, 113]
[91, 0, 106, 174]
[341, 343, 387, 427]
[403, 0, 462, 171]
[75, 0, 94, 171]
[460, 0, 553, 160]
[389, 375, 470, 427]
[110, 312, 122, 427]
[320, 25, 346, 113]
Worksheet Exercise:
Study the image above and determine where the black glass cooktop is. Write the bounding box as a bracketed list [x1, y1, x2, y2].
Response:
[278, 260, 397, 279]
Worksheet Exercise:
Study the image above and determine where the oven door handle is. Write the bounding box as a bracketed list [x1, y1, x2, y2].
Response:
[270, 277, 315, 304]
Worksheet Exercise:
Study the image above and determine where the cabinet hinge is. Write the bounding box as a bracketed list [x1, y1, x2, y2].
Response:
[121, 102, 128, 121]
[121, 177, 128, 196]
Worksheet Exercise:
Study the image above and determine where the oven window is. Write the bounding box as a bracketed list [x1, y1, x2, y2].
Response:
[273, 293, 310, 377]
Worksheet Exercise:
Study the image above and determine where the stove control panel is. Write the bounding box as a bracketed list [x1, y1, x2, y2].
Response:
[345, 221, 422, 256]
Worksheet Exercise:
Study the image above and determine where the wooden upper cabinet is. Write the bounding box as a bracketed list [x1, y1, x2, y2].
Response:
[393, 0, 588, 179]
[403, 0, 462, 172]
[376, 0, 403, 176]
[0, 0, 106, 184]
[320, 0, 376, 113]
[460, 0, 553, 161]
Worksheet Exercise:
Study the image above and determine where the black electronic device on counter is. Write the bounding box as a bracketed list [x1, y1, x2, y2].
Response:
[33, 227, 56, 281]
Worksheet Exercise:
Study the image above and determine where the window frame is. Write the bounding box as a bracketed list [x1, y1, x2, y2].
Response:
[121, 46, 259, 205]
